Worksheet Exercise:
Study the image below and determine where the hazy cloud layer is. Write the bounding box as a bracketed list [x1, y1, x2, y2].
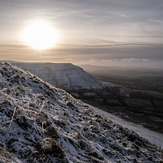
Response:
[0, 0, 163, 68]
[0, 44, 162, 69]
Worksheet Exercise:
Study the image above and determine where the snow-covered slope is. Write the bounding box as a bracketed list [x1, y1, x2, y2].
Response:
[90, 105, 163, 148]
[10, 61, 163, 134]
[0, 62, 163, 163]
[13, 62, 116, 90]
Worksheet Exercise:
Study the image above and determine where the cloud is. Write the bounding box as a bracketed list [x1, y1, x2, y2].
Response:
[121, 58, 149, 62]
[86, 58, 162, 69]
[1, 0, 163, 44]
[98, 58, 150, 63]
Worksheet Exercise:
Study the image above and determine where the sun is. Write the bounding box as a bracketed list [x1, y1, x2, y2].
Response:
[22, 20, 59, 50]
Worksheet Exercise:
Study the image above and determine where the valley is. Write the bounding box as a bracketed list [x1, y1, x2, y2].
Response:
[11, 61, 163, 134]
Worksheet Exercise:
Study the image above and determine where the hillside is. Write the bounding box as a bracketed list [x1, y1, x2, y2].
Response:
[13, 62, 115, 90]
[12, 61, 163, 133]
[0, 62, 163, 162]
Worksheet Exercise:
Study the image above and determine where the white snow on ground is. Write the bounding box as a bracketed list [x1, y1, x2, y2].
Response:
[13, 62, 115, 90]
[91, 105, 163, 148]
[0, 62, 162, 163]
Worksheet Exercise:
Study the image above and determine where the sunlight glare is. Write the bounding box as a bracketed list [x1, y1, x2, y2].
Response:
[22, 20, 59, 50]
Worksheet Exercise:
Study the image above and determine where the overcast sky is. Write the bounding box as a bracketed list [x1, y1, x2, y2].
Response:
[0, 0, 163, 68]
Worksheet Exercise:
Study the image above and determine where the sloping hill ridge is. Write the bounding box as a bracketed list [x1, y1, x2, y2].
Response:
[13, 62, 115, 90]
[0, 62, 163, 163]
[12, 62, 163, 133]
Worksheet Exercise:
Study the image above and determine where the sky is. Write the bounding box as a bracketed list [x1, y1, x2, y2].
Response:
[0, 0, 163, 68]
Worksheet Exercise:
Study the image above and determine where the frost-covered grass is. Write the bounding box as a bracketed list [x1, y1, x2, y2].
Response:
[90, 105, 163, 148]
[0, 62, 163, 163]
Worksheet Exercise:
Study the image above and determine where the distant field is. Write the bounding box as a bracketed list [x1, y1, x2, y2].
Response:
[93, 74, 163, 95]
[81, 65, 163, 95]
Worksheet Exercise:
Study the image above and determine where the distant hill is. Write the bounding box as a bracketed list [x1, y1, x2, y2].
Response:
[12, 62, 116, 90]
